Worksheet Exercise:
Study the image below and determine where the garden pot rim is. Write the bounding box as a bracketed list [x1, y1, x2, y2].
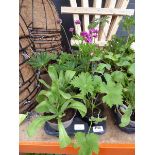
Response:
[116, 105, 135, 124]
[47, 109, 77, 125]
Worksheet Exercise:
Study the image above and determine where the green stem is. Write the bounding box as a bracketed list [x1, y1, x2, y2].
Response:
[95, 102, 102, 108]
[88, 121, 93, 133]
[43, 65, 48, 72]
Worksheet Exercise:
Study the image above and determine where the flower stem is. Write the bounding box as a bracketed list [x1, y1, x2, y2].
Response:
[88, 121, 93, 133]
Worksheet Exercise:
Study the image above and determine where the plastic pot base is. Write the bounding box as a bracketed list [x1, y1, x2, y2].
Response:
[112, 107, 135, 134]
[44, 116, 106, 136]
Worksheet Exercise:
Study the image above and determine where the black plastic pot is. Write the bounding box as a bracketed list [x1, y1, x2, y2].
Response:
[44, 112, 106, 136]
[112, 105, 135, 134]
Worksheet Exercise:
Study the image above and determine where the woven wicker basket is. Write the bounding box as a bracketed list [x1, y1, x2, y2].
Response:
[19, 0, 62, 52]
[19, 15, 40, 114]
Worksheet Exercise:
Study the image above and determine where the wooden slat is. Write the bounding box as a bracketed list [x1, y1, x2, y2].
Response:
[107, 0, 130, 40]
[99, 0, 117, 41]
[93, 0, 102, 42]
[61, 7, 134, 16]
[69, 0, 81, 35]
[81, 0, 89, 31]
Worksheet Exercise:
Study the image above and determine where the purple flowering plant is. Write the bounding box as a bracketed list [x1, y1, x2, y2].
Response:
[63, 18, 109, 73]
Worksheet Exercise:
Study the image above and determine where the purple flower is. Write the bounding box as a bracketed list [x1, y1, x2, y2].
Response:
[57, 19, 62, 24]
[94, 29, 99, 33]
[80, 31, 93, 44]
[69, 27, 74, 32]
[92, 34, 98, 38]
[89, 28, 99, 34]
[85, 36, 93, 43]
[89, 28, 95, 33]
[80, 31, 88, 37]
[74, 19, 81, 25]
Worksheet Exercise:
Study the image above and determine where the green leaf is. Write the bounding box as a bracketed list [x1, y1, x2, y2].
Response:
[58, 119, 71, 148]
[19, 113, 28, 125]
[95, 63, 107, 74]
[104, 52, 118, 61]
[28, 52, 56, 69]
[101, 75, 123, 107]
[65, 70, 76, 83]
[102, 84, 123, 107]
[48, 66, 58, 81]
[122, 16, 135, 33]
[90, 56, 101, 62]
[72, 94, 85, 100]
[112, 71, 126, 85]
[59, 90, 71, 99]
[36, 90, 51, 103]
[128, 63, 135, 75]
[104, 73, 112, 83]
[71, 72, 94, 96]
[60, 101, 71, 113]
[35, 100, 50, 113]
[74, 132, 99, 155]
[116, 60, 130, 67]
[95, 63, 111, 74]
[93, 75, 103, 92]
[38, 79, 50, 89]
[58, 70, 64, 86]
[89, 116, 107, 124]
[86, 133, 99, 154]
[68, 100, 87, 117]
[27, 116, 56, 137]
[119, 105, 132, 127]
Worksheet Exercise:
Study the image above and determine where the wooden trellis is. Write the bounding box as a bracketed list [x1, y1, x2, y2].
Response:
[61, 0, 134, 46]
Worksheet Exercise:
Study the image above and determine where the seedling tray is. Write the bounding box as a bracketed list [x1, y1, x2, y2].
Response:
[44, 115, 106, 136]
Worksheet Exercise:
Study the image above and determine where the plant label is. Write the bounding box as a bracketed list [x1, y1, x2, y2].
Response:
[74, 124, 85, 130]
[93, 126, 104, 133]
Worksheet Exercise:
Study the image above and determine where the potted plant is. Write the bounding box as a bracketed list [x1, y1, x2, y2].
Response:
[70, 72, 123, 155]
[102, 16, 135, 132]
[71, 72, 106, 125]
[112, 65, 135, 133]
[27, 66, 87, 148]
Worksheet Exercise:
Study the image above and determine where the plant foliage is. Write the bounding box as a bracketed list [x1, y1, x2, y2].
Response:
[27, 66, 87, 148]
[74, 132, 99, 155]
[28, 52, 58, 69]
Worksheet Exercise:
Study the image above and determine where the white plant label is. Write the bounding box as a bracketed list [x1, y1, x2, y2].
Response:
[74, 124, 85, 130]
[93, 126, 104, 133]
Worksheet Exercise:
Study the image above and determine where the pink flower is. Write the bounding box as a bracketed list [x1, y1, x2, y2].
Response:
[69, 27, 74, 32]
[74, 19, 81, 25]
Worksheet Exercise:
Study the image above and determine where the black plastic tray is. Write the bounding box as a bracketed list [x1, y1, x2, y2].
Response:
[44, 116, 106, 136]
